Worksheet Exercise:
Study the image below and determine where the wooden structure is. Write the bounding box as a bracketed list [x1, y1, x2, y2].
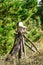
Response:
[5, 22, 40, 62]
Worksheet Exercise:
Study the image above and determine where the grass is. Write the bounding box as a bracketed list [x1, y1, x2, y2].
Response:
[0, 36, 43, 65]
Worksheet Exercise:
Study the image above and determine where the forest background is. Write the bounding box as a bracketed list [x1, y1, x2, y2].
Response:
[0, 0, 43, 58]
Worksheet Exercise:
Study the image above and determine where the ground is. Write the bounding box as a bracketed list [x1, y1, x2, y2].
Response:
[0, 37, 43, 65]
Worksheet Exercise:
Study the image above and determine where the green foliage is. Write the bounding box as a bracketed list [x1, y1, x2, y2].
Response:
[27, 27, 41, 42]
[33, 33, 41, 41]
[0, 0, 42, 55]
[37, 0, 43, 30]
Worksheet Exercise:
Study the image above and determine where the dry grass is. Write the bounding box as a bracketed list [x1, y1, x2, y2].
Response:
[0, 37, 43, 65]
[0, 51, 43, 65]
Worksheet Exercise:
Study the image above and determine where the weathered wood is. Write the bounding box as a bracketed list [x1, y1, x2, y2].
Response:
[23, 35, 40, 53]
[25, 41, 35, 52]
